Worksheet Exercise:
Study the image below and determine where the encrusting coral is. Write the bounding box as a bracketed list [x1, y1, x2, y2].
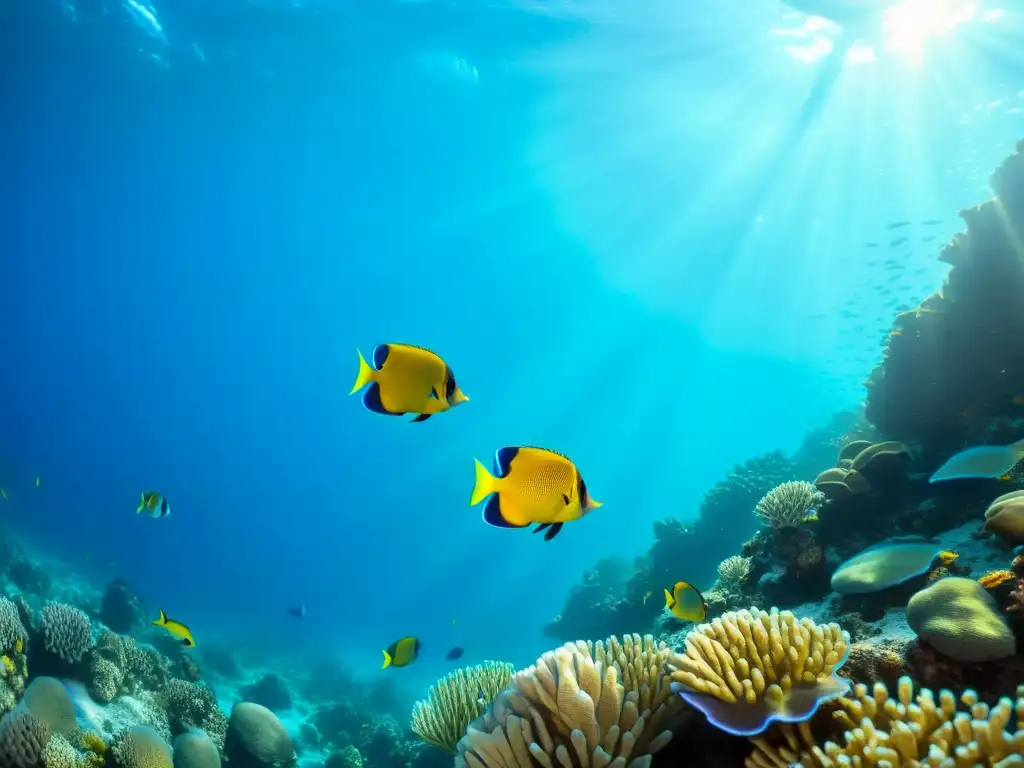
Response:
[754, 482, 823, 529]
[456, 633, 687, 768]
[746, 676, 1024, 767]
[411, 661, 515, 753]
[665, 607, 850, 737]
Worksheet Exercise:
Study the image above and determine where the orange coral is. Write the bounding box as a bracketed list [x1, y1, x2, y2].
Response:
[937, 550, 959, 566]
[978, 569, 1015, 589]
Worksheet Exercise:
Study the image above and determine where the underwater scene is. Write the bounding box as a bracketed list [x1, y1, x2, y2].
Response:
[3, 0, 1024, 766]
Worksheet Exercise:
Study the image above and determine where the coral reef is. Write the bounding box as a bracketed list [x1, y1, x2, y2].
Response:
[411, 661, 515, 753]
[865, 140, 1024, 453]
[753, 482, 823, 529]
[665, 607, 850, 737]
[456, 634, 688, 768]
[747, 676, 1024, 767]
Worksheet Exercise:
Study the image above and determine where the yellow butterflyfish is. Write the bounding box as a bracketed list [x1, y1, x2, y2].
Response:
[350, 344, 468, 423]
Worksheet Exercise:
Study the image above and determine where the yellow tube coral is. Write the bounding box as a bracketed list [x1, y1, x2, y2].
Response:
[411, 661, 515, 753]
[455, 633, 688, 768]
[747, 676, 1024, 767]
[665, 607, 850, 736]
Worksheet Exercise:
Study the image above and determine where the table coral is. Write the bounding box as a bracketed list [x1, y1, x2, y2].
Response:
[455, 634, 686, 768]
[666, 607, 850, 737]
[412, 661, 515, 752]
[746, 676, 1024, 767]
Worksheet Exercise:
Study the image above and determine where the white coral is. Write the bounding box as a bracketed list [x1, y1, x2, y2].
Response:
[753, 481, 822, 528]
[716, 555, 752, 591]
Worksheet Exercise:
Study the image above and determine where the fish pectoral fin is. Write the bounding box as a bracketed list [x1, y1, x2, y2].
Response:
[411, 413, 432, 423]
[532, 523, 550, 534]
[543, 523, 563, 541]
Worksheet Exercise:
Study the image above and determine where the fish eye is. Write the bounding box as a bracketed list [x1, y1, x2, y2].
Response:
[445, 376, 457, 399]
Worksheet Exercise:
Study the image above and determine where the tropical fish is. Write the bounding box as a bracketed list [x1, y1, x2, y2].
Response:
[153, 609, 195, 648]
[886, 221, 910, 230]
[889, 237, 908, 247]
[137, 491, 170, 519]
[35, 476, 40, 488]
[381, 636, 420, 669]
[929, 439, 1024, 483]
[445, 647, 465, 661]
[664, 581, 706, 622]
[469, 447, 602, 541]
[349, 344, 469, 423]
[14, 638, 23, 654]
[286, 604, 306, 618]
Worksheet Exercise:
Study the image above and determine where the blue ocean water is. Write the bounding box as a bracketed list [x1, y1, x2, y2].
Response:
[1, 0, 1022, 715]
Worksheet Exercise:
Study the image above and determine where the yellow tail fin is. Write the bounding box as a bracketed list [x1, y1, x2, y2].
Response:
[137, 492, 146, 513]
[663, 588, 674, 608]
[381, 650, 392, 669]
[153, 608, 167, 627]
[349, 349, 375, 395]
[469, 458, 498, 506]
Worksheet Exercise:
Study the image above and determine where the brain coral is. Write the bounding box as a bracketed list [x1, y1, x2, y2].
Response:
[456, 633, 687, 768]
[746, 676, 1024, 767]
[223, 702, 295, 768]
[666, 607, 850, 736]
[21, 677, 77, 736]
[0, 708, 51, 768]
[906, 576, 1015, 662]
[159, 680, 228, 751]
[412, 661, 515, 752]
[830, 541, 942, 595]
[40, 604, 94, 664]
[112, 726, 173, 768]
[172, 730, 221, 768]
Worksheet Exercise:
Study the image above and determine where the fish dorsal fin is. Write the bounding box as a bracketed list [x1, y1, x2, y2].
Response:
[154, 608, 167, 626]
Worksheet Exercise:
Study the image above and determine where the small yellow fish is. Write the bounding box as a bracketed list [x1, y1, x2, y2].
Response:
[451, 618, 457, 626]
[350, 344, 469, 423]
[664, 581, 706, 622]
[153, 609, 195, 648]
[35, 476, 40, 488]
[469, 446, 602, 541]
[381, 636, 420, 669]
[137, 491, 171, 519]
[14, 638, 23, 654]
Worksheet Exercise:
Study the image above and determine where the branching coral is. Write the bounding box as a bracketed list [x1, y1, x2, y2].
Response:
[747, 676, 1024, 767]
[40, 603, 93, 664]
[412, 661, 515, 752]
[666, 607, 850, 737]
[754, 482, 823, 529]
[456, 633, 687, 768]
[716, 556, 752, 592]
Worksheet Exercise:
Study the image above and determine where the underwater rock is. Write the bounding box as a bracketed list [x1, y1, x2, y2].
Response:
[907, 576, 1015, 662]
[240, 673, 292, 713]
[99, 578, 144, 634]
[865, 141, 1024, 449]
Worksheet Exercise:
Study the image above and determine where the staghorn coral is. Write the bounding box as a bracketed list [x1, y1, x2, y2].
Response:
[40, 604, 93, 664]
[665, 607, 850, 737]
[746, 676, 1024, 767]
[456, 633, 687, 768]
[412, 661, 515, 753]
[754, 482, 823, 529]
